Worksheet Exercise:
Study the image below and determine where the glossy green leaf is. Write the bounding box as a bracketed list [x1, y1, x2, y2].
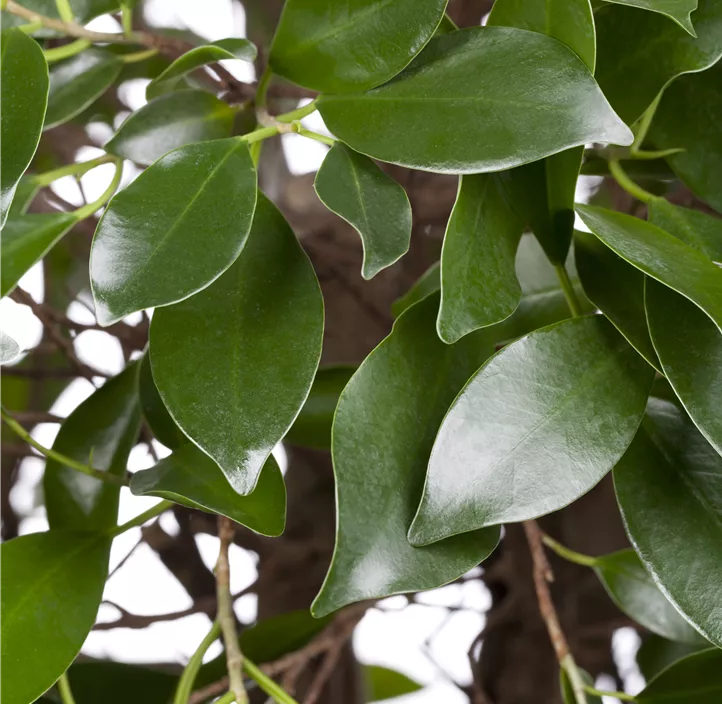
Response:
[105, 90, 237, 167]
[284, 365, 355, 450]
[91, 137, 256, 326]
[576, 205, 722, 333]
[138, 351, 186, 450]
[574, 229, 661, 371]
[317, 27, 632, 175]
[2, 0, 121, 36]
[646, 280, 722, 457]
[409, 315, 653, 545]
[1, 531, 111, 704]
[1, 212, 77, 298]
[637, 635, 708, 681]
[146, 38, 256, 99]
[604, 0, 699, 34]
[437, 174, 524, 343]
[647, 199, 722, 262]
[0, 331, 21, 365]
[364, 665, 423, 702]
[637, 648, 722, 703]
[560, 669, 601, 704]
[595, 0, 722, 124]
[151, 194, 323, 495]
[614, 399, 722, 646]
[392, 262, 440, 318]
[648, 60, 722, 213]
[0, 28, 49, 226]
[315, 143, 412, 279]
[130, 444, 286, 537]
[45, 49, 123, 129]
[313, 293, 501, 617]
[44, 363, 141, 531]
[66, 661, 176, 704]
[269, 0, 447, 93]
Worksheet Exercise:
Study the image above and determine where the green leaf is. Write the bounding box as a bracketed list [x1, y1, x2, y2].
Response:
[45, 48, 123, 129]
[146, 38, 256, 99]
[138, 351, 186, 450]
[603, 0, 699, 35]
[317, 27, 632, 175]
[7, 174, 41, 217]
[595, 0, 722, 124]
[0, 28, 49, 226]
[409, 315, 653, 545]
[594, 549, 705, 643]
[437, 173, 524, 343]
[2, 1, 121, 36]
[105, 90, 237, 167]
[284, 365, 356, 450]
[314, 143, 412, 279]
[646, 280, 722, 457]
[392, 262, 440, 318]
[44, 363, 141, 531]
[0, 331, 21, 365]
[647, 199, 722, 262]
[614, 399, 722, 646]
[364, 665, 423, 702]
[648, 60, 722, 213]
[66, 661, 176, 704]
[576, 205, 722, 333]
[130, 444, 286, 537]
[637, 635, 708, 681]
[574, 229, 661, 371]
[269, 0, 447, 93]
[1, 531, 111, 704]
[1, 212, 77, 297]
[91, 137, 257, 326]
[560, 668, 601, 704]
[150, 194, 323, 495]
[637, 648, 722, 703]
[312, 293, 501, 617]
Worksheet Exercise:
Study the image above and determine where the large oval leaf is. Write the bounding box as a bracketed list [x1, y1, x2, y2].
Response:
[409, 315, 653, 545]
[1, 531, 111, 704]
[105, 90, 237, 167]
[614, 398, 722, 646]
[314, 143, 411, 279]
[0, 28, 48, 226]
[647, 199, 722, 262]
[269, 0, 448, 93]
[151, 194, 323, 495]
[91, 137, 257, 326]
[131, 444, 286, 537]
[603, 0, 699, 35]
[637, 648, 722, 703]
[313, 293, 501, 617]
[317, 27, 632, 174]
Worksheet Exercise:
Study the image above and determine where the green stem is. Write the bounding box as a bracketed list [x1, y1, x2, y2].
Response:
[1, 406, 127, 487]
[609, 158, 656, 204]
[562, 655, 589, 704]
[243, 659, 300, 704]
[121, 1, 133, 37]
[275, 99, 318, 124]
[631, 92, 661, 154]
[296, 126, 335, 147]
[44, 38, 91, 63]
[34, 154, 116, 186]
[628, 147, 685, 161]
[215, 694, 236, 704]
[55, 0, 74, 22]
[173, 621, 221, 704]
[57, 673, 77, 704]
[584, 685, 636, 701]
[255, 65, 273, 113]
[542, 534, 599, 568]
[17, 20, 44, 34]
[554, 264, 583, 318]
[109, 500, 174, 537]
[120, 48, 159, 63]
[239, 125, 282, 145]
[74, 160, 123, 220]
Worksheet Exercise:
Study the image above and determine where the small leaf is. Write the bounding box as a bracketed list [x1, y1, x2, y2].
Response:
[317, 27, 632, 174]
[637, 635, 708, 681]
[409, 316, 653, 545]
[392, 262, 440, 318]
[91, 137, 257, 326]
[364, 665, 423, 702]
[1, 212, 77, 297]
[314, 143, 412, 279]
[312, 293, 501, 618]
[647, 199, 722, 262]
[151, 194, 323, 495]
[437, 173, 524, 343]
[637, 648, 722, 703]
[130, 444, 286, 537]
[45, 48, 123, 129]
[1, 531, 111, 704]
[603, 1, 699, 35]
[269, 0, 447, 93]
[0, 28, 49, 226]
[0, 331, 21, 365]
[146, 38, 256, 99]
[105, 90, 237, 167]
[560, 668, 601, 704]
[614, 399, 722, 646]
[138, 351, 186, 450]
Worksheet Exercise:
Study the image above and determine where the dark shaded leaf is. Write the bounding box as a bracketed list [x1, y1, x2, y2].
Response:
[392, 262, 440, 318]
[604, 0, 698, 34]
[637, 648, 722, 703]
[66, 661, 176, 704]
[637, 635, 708, 681]
[647, 199, 722, 262]
[138, 351, 186, 450]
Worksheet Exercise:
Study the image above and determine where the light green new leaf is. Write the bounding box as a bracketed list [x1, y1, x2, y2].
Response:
[91, 137, 257, 326]
[315, 143, 411, 279]
[1, 212, 77, 298]
[0, 28, 48, 226]
[131, 444, 286, 537]
[105, 91, 237, 167]
[576, 205, 722, 332]
[647, 199, 722, 262]
[409, 316, 653, 545]
[603, 1, 699, 35]
[269, 0, 447, 93]
[637, 648, 722, 703]
[138, 351, 186, 450]
[146, 38, 256, 99]
[313, 294, 501, 617]
[318, 27, 632, 175]
[0, 331, 21, 365]
[151, 194, 323, 495]
[595, 0, 722, 124]
[364, 666, 423, 702]
[437, 174, 524, 343]
[45, 48, 123, 129]
[44, 363, 141, 531]
[1, 531, 111, 704]
[614, 399, 722, 646]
